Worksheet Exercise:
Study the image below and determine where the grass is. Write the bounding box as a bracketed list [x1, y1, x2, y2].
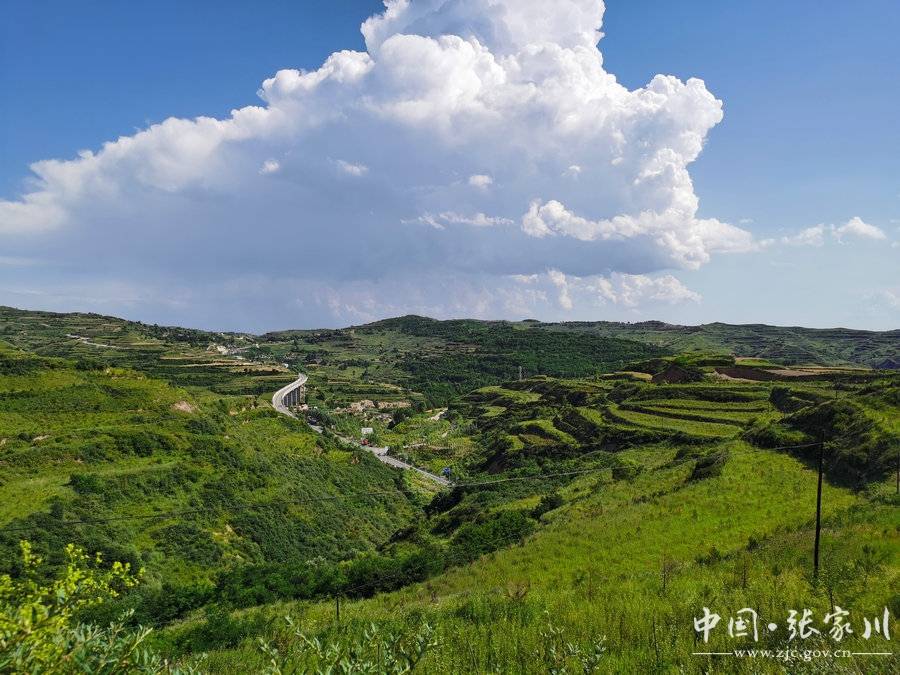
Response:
[513, 419, 578, 446]
[626, 403, 770, 424]
[638, 398, 770, 412]
[605, 405, 742, 438]
[176, 444, 897, 673]
[474, 386, 543, 404]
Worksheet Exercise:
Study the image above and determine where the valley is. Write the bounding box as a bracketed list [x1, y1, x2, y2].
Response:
[0, 306, 897, 673]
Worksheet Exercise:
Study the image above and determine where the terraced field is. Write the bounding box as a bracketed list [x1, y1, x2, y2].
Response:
[605, 404, 743, 438]
[542, 319, 900, 367]
[629, 398, 770, 412]
[622, 402, 768, 424]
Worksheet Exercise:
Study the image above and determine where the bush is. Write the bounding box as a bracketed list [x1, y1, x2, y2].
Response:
[215, 559, 344, 608]
[173, 605, 268, 652]
[0, 541, 196, 673]
[531, 492, 564, 519]
[69, 472, 104, 495]
[450, 510, 535, 563]
[612, 457, 644, 481]
[258, 617, 436, 674]
[689, 450, 729, 481]
[74, 357, 104, 372]
[156, 523, 222, 566]
[186, 416, 224, 436]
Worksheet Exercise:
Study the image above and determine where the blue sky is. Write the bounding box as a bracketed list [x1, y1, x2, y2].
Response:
[1, 0, 898, 331]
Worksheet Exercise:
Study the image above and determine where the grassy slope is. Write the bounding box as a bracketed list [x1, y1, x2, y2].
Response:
[162, 369, 897, 673]
[191, 444, 898, 673]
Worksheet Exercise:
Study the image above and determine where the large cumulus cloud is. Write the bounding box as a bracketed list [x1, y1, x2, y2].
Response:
[0, 0, 758, 329]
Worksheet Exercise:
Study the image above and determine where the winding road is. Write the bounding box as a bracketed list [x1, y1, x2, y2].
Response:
[271, 373, 449, 486]
[272, 373, 308, 418]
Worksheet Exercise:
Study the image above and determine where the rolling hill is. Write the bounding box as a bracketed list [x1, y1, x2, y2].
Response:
[0, 305, 897, 673]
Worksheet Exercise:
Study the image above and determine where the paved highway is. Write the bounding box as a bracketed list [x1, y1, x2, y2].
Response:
[271, 373, 449, 486]
[364, 443, 450, 486]
[272, 373, 308, 418]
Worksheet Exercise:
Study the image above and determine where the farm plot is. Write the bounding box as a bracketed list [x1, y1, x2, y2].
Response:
[606, 404, 742, 438]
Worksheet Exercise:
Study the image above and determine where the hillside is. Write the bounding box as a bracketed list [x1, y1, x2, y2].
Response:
[158, 361, 898, 673]
[539, 320, 900, 368]
[0, 340, 421, 628]
[0, 306, 897, 673]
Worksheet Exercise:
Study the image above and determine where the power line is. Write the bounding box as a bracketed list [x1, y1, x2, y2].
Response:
[813, 434, 825, 580]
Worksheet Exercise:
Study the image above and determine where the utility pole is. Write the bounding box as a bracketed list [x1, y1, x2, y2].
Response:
[813, 435, 825, 579]
[519, 365, 523, 381]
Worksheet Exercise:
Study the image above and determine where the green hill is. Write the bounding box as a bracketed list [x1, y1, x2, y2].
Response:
[537, 319, 900, 368]
[0, 341, 420, 628]
[0, 306, 897, 673]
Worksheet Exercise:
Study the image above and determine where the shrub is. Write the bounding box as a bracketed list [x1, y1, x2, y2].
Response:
[450, 510, 535, 563]
[173, 604, 268, 652]
[612, 457, 644, 481]
[156, 523, 222, 566]
[74, 357, 104, 372]
[258, 617, 437, 675]
[0, 541, 196, 673]
[186, 416, 224, 436]
[688, 450, 729, 481]
[531, 492, 564, 519]
[69, 472, 104, 495]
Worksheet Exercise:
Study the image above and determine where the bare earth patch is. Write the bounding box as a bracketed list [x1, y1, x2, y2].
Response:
[172, 401, 197, 414]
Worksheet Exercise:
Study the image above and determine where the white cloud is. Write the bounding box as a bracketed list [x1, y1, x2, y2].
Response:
[0, 256, 41, 267]
[408, 211, 513, 228]
[832, 216, 886, 241]
[259, 159, 281, 175]
[778, 218, 888, 248]
[515, 270, 700, 309]
[522, 199, 757, 268]
[590, 273, 702, 306]
[334, 159, 369, 176]
[0, 0, 754, 327]
[546, 269, 574, 310]
[878, 289, 900, 309]
[782, 224, 825, 247]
